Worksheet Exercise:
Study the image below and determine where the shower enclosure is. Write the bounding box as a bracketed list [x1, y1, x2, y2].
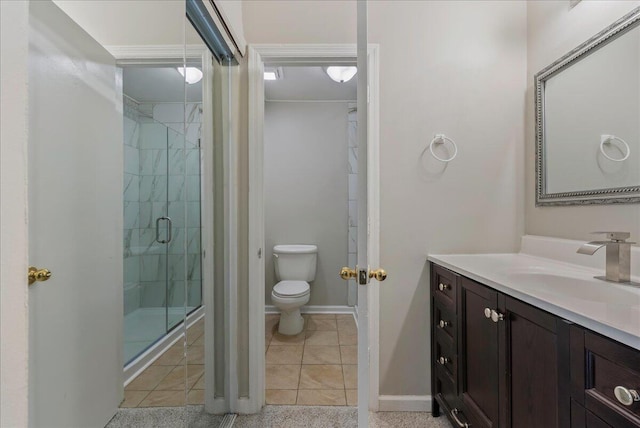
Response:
[122, 86, 203, 365]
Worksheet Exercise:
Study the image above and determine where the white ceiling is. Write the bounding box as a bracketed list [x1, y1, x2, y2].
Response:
[122, 67, 203, 103]
[265, 66, 357, 101]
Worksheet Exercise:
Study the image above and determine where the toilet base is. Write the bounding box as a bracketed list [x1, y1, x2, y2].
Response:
[278, 309, 304, 335]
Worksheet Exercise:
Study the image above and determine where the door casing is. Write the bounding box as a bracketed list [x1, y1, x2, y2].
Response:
[247, 43, 381, 415]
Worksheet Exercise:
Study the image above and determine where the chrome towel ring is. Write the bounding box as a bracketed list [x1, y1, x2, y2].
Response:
[429, 134, 458, 162]
[600, 134, 630, 162]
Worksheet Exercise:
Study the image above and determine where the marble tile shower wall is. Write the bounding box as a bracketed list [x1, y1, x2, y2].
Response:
[123, 99, 203, 316]
[347, 104, 357, 307]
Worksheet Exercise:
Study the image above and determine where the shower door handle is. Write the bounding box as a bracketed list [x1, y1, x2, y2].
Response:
[155, 216, 172, 244]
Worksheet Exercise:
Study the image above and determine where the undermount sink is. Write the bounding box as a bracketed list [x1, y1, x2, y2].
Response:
[502, 266, 640, 302]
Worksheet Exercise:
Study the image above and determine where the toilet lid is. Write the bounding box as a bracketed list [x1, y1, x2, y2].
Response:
[273, 281, 310, 298]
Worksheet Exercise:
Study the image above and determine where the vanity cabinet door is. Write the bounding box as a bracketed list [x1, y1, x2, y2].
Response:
[459, 277, 500, 428]
[503, 296, 570, 428]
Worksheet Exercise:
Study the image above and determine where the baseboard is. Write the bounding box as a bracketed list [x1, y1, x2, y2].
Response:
[378, 395, 432, 412]
[236, 397, 261, 415]
[205, 397, 228, 415]
[265, 305, 356, 315]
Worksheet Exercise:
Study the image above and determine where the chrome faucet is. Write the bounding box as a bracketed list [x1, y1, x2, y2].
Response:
[577, 232, 634, 283]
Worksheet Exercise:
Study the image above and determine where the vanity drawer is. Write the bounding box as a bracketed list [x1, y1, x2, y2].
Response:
[435, 334, 457, 382]
[582, 331, 640, 427]
[432, 264, 458, 311]
[433, 304, 456, 346]
[435, 373, 458, 409]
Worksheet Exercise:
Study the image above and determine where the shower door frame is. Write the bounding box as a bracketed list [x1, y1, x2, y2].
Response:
[109, 45, 219, 391]
[247, 44, 381, 415]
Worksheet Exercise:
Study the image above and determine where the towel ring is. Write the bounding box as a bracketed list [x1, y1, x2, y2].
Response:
[429, 134, 458, 162]
[600, 134, 630, 162]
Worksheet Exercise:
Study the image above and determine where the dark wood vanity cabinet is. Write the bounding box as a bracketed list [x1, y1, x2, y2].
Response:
[431, 264, 568, 428]
[570, 327, 640, 428]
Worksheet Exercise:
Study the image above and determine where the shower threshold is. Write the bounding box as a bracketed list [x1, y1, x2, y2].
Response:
[124, 306, 204, 386]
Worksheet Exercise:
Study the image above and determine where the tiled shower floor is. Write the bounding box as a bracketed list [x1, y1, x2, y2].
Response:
[121, 317, 204, 408]
[265, 313, 358, 406]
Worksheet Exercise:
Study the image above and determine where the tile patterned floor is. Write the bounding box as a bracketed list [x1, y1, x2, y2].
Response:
[265, 313, 358, 407]
[120, 318, 205, 408]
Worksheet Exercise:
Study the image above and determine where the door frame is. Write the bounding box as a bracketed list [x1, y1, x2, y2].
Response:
[108, 44, 232, 413]
[247, 44, 380, 413]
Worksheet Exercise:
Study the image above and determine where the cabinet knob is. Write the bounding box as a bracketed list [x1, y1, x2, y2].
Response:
[437, 356, 450, 365]
[484, 307, 492, 319]
[438, 283, 450, 291]
[490, 309, 505, 323]
[614, 386, 640, 406]
[438, 319, 450, 328]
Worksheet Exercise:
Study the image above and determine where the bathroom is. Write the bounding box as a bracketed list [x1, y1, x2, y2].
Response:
[1, 1, 639, 428]
[263, 65, 359, 406]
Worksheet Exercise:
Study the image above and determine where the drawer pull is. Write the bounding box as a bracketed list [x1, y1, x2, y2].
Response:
[438, 283, 450, 291]
[438, 319, 450, 328]
[614, 386, 640, 406]
[451, 408, 471, 427]
[437, 356, 450, 365]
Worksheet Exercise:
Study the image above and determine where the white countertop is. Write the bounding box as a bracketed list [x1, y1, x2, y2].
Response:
[427, 251, 640, 350]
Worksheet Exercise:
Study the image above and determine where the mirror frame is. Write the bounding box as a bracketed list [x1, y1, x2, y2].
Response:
[535, 6, 640, 206]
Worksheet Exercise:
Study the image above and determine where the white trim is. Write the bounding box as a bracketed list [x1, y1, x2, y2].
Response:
[248, 44, 381, 418]
[106, 44, 207, 63]
[225, 60, 239, 414]
[264, 305, 357, 315]
[209, 397, 228, 415]
[0, 2, 29, 425]
[366, 44, 381, 413]
[200, 50, 218, 414]
[265, 99, 358, 103]
[378, 395, 433, 412]
[123, 308, 204, 386]
[247, 46, 266, 414]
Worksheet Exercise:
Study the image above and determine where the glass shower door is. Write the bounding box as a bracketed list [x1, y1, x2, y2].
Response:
[123, 110, 174, 364]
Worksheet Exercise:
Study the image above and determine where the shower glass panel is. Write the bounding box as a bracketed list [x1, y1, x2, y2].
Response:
[167, 77, 203, 331]
[122, 64, 202, 365]
[123, 101, 174, 364]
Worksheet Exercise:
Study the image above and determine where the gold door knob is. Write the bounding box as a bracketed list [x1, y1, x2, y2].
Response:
[369, 268, 387, 281]
[340, 267, 357, 280]
[28, 266, 52, 285]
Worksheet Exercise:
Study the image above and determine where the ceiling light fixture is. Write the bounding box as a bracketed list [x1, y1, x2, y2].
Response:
[264, 67, 283, 81]
[177, 67, 203, 84]
[326, 66, 357, 83]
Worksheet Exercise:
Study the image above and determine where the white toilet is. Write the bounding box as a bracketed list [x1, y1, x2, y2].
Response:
[271, 244, 318, 335]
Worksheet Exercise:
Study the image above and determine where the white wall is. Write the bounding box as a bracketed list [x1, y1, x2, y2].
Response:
[264, 102, 349, 306]
[53, 0, 197, 47]
[0, 1, 30, 426]
[214, 0, 247, 55]
[243, 0, 527, 397]
[526, 1, 640, 240]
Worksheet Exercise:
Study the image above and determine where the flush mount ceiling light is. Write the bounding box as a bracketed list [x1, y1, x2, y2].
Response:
[264, 67, 283, 81]
[326, 66, 357, 83]
[177, 67, 203, 84]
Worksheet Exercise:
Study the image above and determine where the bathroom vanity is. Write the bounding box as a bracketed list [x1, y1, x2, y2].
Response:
[428, 244, 640, 428]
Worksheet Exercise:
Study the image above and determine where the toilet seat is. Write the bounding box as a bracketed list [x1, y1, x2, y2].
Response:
[273, 280, 310, 298]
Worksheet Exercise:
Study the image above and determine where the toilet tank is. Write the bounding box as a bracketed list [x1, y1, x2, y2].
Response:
[273, 244, 318, 282]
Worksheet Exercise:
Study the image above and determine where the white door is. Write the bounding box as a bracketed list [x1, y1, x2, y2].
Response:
[28, 1, 123, 426]
[355, 2, 383, 427]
